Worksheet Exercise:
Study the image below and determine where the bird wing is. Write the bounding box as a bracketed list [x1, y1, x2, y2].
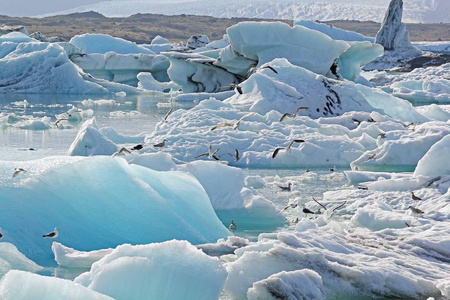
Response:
[332, 201, 347, 212]
[295, 107, 309, 114]
[279, 113, 293, 122]
[235, 149, 239, 161]
[272, 147, 284, 159]
[43, 232, 55, 238]
[277, 205, 290, 214]
[236, 86, 243, 94]
[195, 153, 208, 159]
[287, 139, 305, 149]
[119, 147, 131, 154]
[212, 148, 220, 156]
[238, 112, 256, 122]
[245, 67, 258, 78]
[212, 154, 221, 161]
[12, 170, 21, 178]
[312, 197, 327, 210]
[211, 122, 233, 131]
[163, 107, 174, 121]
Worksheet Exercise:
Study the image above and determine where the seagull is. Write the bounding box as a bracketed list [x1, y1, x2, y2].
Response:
[302, 206, 315, 217]
[329, 166, 335, 172]
[279, 107, 309, 122]
[219, 83, 243, 94]
[42, 227, 59, 240]
[278, 202, 297, 214]
[228, 149, 240, 161]
[12, 168, 27, 178]
[408, 206, 424, 219]
[272, 139, 305, 158]
[305, 167, 310, 173]
[154, 139, 167, 149]
[163, 107, 174, 122]
[278, 182, 292, 192]
[210, 112, 256, 131]
[411, 192, 422, 201]
[357, 185, 369, 190]
[131, 144, 143, 151]
[378, 132, 386, 139]
[245, 65, 278, 78]
[404, 122, 418, 131]
[196, 144, 220, 161]
[229, 220, 237, 231]
[112, 147, 131, 157]
[55, 118, 68, 128]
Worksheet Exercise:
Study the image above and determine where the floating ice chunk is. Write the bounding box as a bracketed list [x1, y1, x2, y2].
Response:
[137, 72, 179, 92]
[52, 242, 113, 269]
[414, 134, 450, 177]
[0, 243, 42, 278]
[68, 118, 118, 156]
[14, 116, 52, 130]
[0, 270, 113, 300]
[181, 161, 245, 210]
[245, 176, 265, 189]
[247, 269, 325, 300]
[227, 21, 350, 75]
[295, 20, 374, 42]
[75, 241, 227, 300]
[70, 33, 155, 55]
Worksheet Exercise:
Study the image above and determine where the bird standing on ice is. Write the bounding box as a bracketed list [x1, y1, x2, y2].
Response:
[43, 227, 59, 240]
[229, 220, 237, 231]
[408, 206, 424, 219]
[154, 139, 167, 150]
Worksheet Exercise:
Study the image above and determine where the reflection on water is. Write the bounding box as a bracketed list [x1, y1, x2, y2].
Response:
[0, 93, 195, 161]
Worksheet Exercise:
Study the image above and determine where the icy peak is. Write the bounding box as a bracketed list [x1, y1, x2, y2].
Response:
[375, 0, 418, 53]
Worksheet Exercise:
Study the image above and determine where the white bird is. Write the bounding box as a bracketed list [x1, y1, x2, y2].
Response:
[408, 206, 424, 219]
[279, 107, 309, 122]
[278, 202, 298, 214]
[228, 149, 240, 161]
[12, 168, 27, 178]
[43, 227, 59, 240]
[210, 112, 256, 131]
[196, 144, 221, 161]
[272, 139, 305, 158]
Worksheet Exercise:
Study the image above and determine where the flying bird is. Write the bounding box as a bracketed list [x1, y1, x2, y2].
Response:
[210, 112, 256, 131]
[278, 202, 298, 214]
[196, 144, 221, 161]
[43, 227, 59, 240]
[365, 153, 377, 162]
[245, 65, 278, 78]
[278, 182, 292, 192]
[312, 197, 327, 211]
[112, 147, 131, 157]
[163, 107, 174, 122]
[228, 149, 240, 161]
[12, 168, 27, 178]
[272, 139, 305, 158]
[279, 107, 309, 122]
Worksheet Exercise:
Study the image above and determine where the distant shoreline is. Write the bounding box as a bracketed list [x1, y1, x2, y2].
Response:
[1, 12, 448, 43]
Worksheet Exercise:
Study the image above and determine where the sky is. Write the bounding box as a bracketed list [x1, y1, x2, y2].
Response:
[0, 0, 107, 17]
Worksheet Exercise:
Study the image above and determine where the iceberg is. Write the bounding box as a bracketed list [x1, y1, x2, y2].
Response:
[69, 33, 155, 55]
[74, 241, 227, 300]
[0, 156, 229, 261]
[0, 34, 139, 94]
[295, 20, 374, 43]
[414, 134, 450, 177]
[0, 270, 113, 300]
